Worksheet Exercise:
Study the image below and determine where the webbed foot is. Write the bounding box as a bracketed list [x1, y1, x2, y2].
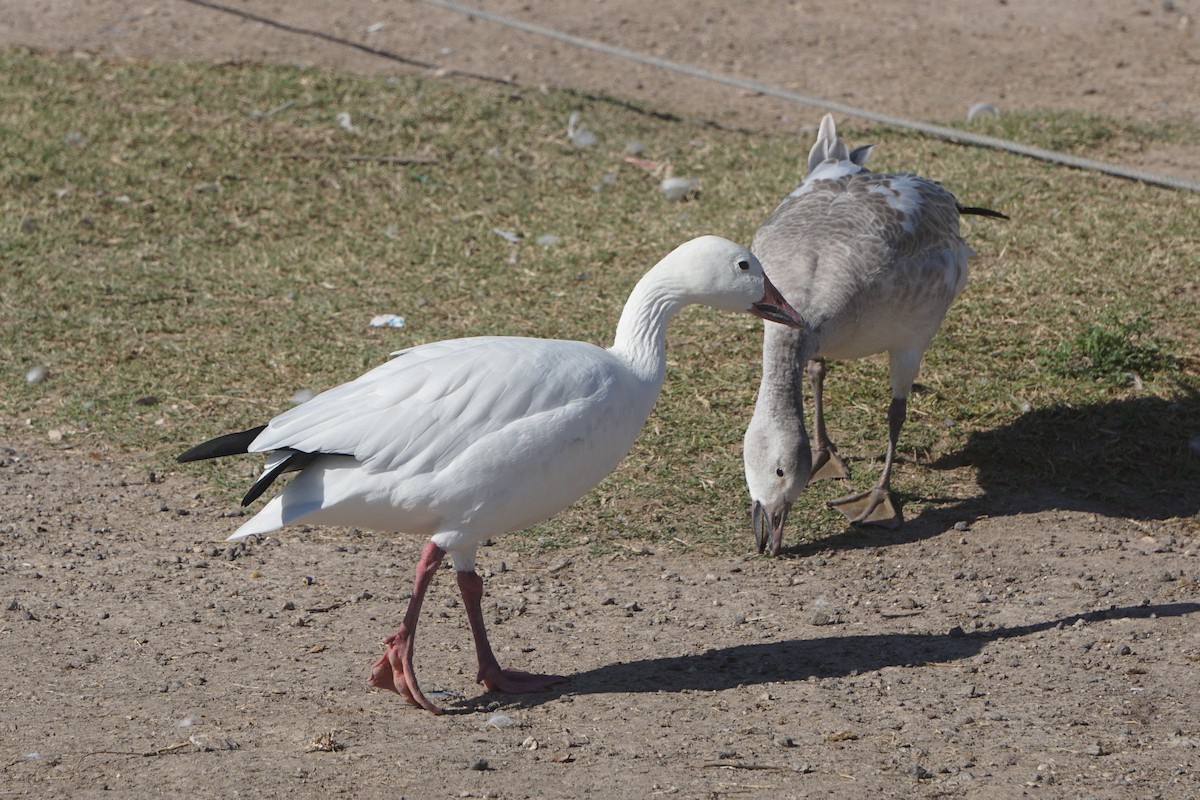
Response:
[828, 486, 902, 528]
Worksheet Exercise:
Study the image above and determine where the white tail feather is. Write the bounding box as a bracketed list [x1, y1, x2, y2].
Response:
[227, 496, 285, 540]
[807, 114, 849, 174]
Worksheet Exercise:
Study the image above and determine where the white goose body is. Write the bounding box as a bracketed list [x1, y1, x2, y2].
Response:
[233, 335, 659, 566]
[744, 115, 1004, 555]
[180, 235, 802, 712]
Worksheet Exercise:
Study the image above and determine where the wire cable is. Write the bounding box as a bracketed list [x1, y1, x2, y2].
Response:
[420, 0, 1200, 193]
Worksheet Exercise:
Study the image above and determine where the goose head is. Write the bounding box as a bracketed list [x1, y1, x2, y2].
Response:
[657, 235, 803, 325]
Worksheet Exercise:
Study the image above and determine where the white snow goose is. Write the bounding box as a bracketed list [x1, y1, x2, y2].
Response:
[179, 235, 803, 713]
[743, 115, 1007, 556]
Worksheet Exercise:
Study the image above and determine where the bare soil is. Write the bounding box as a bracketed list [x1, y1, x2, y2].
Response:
[3, 2, 1200, 798]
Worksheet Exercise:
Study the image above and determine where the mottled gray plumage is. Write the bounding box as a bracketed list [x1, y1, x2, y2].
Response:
[744, 114, 1006, 555]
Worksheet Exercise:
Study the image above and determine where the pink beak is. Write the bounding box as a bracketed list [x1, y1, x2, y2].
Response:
[751, 274, 804, 328]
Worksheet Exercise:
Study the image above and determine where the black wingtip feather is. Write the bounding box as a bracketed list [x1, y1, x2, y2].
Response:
[241, 451, 319, 506]
[177, 425, 268, 463]
[958, 204, 1010, 220]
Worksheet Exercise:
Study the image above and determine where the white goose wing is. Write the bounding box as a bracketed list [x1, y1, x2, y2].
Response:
[248, 336, 618, 476]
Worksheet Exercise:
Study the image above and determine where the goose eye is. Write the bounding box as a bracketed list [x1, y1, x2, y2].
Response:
[737, 259, 751, 271]
[775, 468, 785, 477]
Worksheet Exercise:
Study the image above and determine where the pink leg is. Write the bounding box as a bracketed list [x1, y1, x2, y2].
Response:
[456, 570, 566, 694]
[368, 540, 447, 714]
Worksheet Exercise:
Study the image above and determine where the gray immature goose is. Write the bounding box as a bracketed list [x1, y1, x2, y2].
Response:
[744, 115, 1007, 556]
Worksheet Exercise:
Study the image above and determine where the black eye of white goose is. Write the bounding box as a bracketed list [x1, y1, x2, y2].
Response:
[775, 468, 785, 477]
[737, 259, 750, 270]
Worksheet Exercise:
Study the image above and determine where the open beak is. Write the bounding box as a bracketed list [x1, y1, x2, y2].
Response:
[752, 499, 791, 557]
[751, 274, 804, 328]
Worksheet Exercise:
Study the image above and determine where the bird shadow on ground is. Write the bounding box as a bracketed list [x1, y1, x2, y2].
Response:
[933, 389, 1200, 521]
[466, 602, 1200, 711]
[776, 389, 1200, 559]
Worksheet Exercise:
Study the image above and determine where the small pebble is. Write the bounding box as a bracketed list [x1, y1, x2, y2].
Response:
[467, 757, 489, 771]
[484, 712, 517, 728]
[25, 365, 48, 385]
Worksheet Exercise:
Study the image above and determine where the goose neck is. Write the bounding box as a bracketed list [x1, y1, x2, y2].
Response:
[610, 276, 684, 383]
[757, 324, 809, 412]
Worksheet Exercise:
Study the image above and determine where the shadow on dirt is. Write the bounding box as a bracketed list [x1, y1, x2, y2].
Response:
[777, 389, 1200, 558]
[470, 602, 1200, 710]
[934, 390, 1199, 520]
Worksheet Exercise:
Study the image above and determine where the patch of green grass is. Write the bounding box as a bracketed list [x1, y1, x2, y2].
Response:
[2, 51, 1198, 554]
[1049, 312, 1175, 382]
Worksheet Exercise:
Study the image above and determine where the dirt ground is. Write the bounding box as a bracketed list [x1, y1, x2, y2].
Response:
[3, 1, 1200, 798]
